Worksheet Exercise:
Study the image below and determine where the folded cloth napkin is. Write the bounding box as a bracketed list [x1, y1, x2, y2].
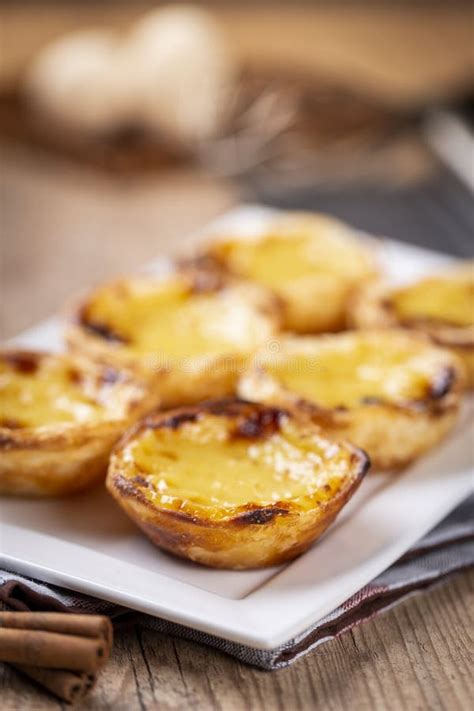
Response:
[1, 495, 473, 670]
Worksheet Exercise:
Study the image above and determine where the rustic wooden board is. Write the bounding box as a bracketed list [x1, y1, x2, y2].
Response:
[1, 569, 472, 710]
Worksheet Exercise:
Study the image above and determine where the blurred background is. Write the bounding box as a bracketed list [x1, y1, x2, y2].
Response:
[1, 1, 473, 339]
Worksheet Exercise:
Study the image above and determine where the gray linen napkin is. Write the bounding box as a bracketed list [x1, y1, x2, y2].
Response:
[1, 495, 473, 670]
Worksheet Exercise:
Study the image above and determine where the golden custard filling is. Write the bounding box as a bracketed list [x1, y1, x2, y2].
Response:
[121, 414, 353, 516]
[81, 279, 272, 359]
[392, 273, 474, 328]
[211, 221, 372, 290]
[262, 338, 448, 408]
[0, 354, 122, 429]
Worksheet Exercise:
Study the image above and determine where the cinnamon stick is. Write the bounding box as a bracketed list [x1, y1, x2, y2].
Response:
[12, 665, 96, 704]
[0, 611, 113, 701]
[0, 612, 112, 646]
[0, 628, 108, 671]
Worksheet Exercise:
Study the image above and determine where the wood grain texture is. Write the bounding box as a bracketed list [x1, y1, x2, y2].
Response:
[0, 146, 236, 339]
[1, 569, 472, 710]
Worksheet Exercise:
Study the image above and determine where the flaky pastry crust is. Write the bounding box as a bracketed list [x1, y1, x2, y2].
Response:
[237, 331, 465, 471]
[106, 399, 369, 569]
[66, 272, 280, 407]
[0, 350, 158, 496]
[196, 212, 378, 334]
[349, 263, 474, 387]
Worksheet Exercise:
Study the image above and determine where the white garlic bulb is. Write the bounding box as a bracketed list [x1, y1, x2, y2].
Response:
[23, 30, 136, 134]
[124, 5, 236, 143]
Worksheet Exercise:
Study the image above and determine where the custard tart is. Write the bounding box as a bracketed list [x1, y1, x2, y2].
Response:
[198, 212, 377, 333]
[237, 331, 464, 471]
[107, 399, 369, 569]
[350, 263, 474, 387]
[0, 350, 157, 496]
[67, 272, 280, 407]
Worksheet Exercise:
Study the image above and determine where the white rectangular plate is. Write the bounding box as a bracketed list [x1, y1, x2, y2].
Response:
[1, 205, 472, 650]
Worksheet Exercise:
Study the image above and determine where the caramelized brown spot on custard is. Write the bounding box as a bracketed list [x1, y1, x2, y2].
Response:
[132, 475, 151, 489]
[0, 418, 23, 429]
[83, 320, 128, 344]
[146, 399, 286, 435]
[78, 306, 128, 344]
[4, 352, 40, 374]
[234, 506, 289, 525]
[233, 407, 284, 440]
[149, 411, 200, 431]
[67, 367, 82, 385]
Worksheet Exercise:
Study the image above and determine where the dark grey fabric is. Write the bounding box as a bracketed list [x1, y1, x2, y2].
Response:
[253, 172, 474, 258]
[1, 495, 472, 669]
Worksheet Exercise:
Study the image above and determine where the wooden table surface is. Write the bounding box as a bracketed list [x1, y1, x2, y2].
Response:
[0, 570, 472, 711]
[1, 146, 473, 710]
